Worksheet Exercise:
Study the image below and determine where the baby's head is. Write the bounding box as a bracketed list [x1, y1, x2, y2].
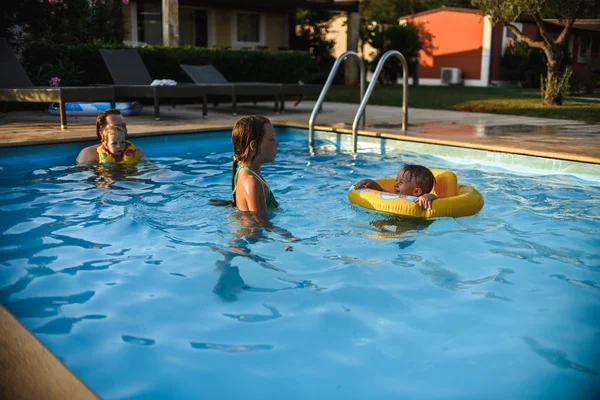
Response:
[231, 115, 275, 164]
[102, 125, 127, 156]
[394, 165, 435, 196]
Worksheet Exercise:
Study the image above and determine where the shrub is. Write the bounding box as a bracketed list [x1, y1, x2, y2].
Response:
[501, 41, 546, 88]
[20, 42, 317, 86]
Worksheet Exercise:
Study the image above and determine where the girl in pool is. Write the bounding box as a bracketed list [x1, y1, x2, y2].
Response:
[211, 115, 297, 240]
[230, 115, 279, 213]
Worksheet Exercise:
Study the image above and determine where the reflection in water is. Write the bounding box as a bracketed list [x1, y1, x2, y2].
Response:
[211, 211, 294, 302]
[367, 217, 435, 241]
[523, 337, 598, 376]
[91, 164, 145, 190]
[33, 315, 106, 335]
[122, 335, 156, 346]
[223, 304, 281, 323]
[190, 342, 272, 352]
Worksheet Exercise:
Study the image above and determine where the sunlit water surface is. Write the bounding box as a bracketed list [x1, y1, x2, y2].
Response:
[1, 128, 599, 399]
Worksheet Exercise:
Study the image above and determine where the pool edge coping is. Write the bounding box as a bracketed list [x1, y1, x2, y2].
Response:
[1, 121, 598, 165]
[0, 305, 99, 399]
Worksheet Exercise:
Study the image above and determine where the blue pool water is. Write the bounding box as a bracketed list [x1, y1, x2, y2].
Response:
[1, 128, 599, 399]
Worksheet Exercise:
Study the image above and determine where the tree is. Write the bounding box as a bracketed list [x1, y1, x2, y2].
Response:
[472, 0, 599, 105]
[295, 9, 335, 82]
[2, 0, 124, 50]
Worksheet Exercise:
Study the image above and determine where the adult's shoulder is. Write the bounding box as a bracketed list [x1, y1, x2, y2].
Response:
[76, 144, 99, 164]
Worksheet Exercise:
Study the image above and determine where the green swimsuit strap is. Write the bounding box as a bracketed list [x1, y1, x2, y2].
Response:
[232, 165, 278, 208]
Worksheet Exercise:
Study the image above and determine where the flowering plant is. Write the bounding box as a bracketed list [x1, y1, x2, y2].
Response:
[48, 76, 61, 87]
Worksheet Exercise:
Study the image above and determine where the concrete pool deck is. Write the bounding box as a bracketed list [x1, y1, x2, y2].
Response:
[1, 101, 599, 164]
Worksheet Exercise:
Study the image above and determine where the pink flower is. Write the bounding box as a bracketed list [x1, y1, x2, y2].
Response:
[63, 3, 68, 8]
[122, 0, 130, 4]
[39, 0, 43, 3]
[24, 24, 29, 30]
[48, 0, 58, 4]
[49, 77, 61, 87]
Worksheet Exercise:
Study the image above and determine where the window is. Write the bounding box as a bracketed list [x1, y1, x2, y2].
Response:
[232, 12, 265, 48]
[137, 1, 162, 45]
[180, 8, 209, 47]
[501, 22, 522, 56]
[578, 36, 593, 63]
[237, 13, 260, 42]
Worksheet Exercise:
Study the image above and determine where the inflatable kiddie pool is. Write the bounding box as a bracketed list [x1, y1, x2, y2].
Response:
[348, 169, 484, 218]
[48, 101, 143, 116]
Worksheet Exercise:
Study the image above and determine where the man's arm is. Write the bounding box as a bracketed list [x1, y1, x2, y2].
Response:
[76, 145, 99, 164]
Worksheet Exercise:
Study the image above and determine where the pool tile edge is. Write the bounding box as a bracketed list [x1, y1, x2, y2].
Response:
[0, 305, 99, 399]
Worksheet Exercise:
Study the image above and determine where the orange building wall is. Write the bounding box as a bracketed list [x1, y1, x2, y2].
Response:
[410, 11, 485, 80]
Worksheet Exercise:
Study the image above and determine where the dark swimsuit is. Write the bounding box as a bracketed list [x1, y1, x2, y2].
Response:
[232, 165, 279, 208]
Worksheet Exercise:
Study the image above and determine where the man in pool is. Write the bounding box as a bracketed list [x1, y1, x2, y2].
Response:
[353, 164, 438, 210]
[76, 109, 147, 164]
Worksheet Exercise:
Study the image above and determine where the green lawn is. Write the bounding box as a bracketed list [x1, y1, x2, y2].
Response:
[308, 86, 600, 123]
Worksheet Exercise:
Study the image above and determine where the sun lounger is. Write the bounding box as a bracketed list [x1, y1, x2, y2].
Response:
[0, 38, 115, 129]
[99, 49, 207, 120]
[180, 64, 283, 115]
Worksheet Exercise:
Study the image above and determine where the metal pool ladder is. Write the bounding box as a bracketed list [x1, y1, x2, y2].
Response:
[308, 51, 366, 148]
[351, 50, 409, 153]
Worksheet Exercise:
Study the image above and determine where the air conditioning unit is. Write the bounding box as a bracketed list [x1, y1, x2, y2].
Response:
[441, 68, 462, 85]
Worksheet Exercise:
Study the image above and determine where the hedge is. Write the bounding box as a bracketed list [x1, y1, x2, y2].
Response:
[20, 42, 319, 87]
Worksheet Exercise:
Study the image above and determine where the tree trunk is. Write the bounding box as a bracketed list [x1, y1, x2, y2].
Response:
[543, 47, 565, 105]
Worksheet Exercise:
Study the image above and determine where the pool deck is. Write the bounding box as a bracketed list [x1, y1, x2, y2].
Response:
[1, 101, 599, 164]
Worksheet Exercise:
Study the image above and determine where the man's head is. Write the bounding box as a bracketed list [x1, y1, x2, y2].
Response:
[101, 125, 127, 156]
[394, 165, 435, 197]
[96, 109, 126, 141]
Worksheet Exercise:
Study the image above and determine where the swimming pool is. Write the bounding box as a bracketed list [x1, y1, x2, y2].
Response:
[1, 127, 599, 399]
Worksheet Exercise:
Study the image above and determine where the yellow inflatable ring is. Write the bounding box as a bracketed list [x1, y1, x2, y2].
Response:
[348, 169, 484, 218]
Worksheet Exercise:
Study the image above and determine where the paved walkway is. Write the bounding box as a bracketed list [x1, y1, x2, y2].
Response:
[1, 101, 599, 163]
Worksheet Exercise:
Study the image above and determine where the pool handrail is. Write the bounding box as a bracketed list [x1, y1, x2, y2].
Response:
[351, 50, 409, 153]
[308, 51, 366, 148]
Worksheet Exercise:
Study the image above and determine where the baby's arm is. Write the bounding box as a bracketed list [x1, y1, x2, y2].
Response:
[415, 193, 438, 210]
[353, 179, 385, 191]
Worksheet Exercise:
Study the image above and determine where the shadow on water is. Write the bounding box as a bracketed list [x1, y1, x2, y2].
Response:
[5, 290, 95, 319]
[33, 315, 106, 335]
[523, 336, 598, 376]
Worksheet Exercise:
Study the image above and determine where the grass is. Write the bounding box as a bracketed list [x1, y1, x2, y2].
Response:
[308, 86, 600, 123]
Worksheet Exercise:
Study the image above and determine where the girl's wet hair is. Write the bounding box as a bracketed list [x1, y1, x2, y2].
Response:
[400, 164, 435, 194]
[209, 115, 272, 208]
[230, 115, 272, 205]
